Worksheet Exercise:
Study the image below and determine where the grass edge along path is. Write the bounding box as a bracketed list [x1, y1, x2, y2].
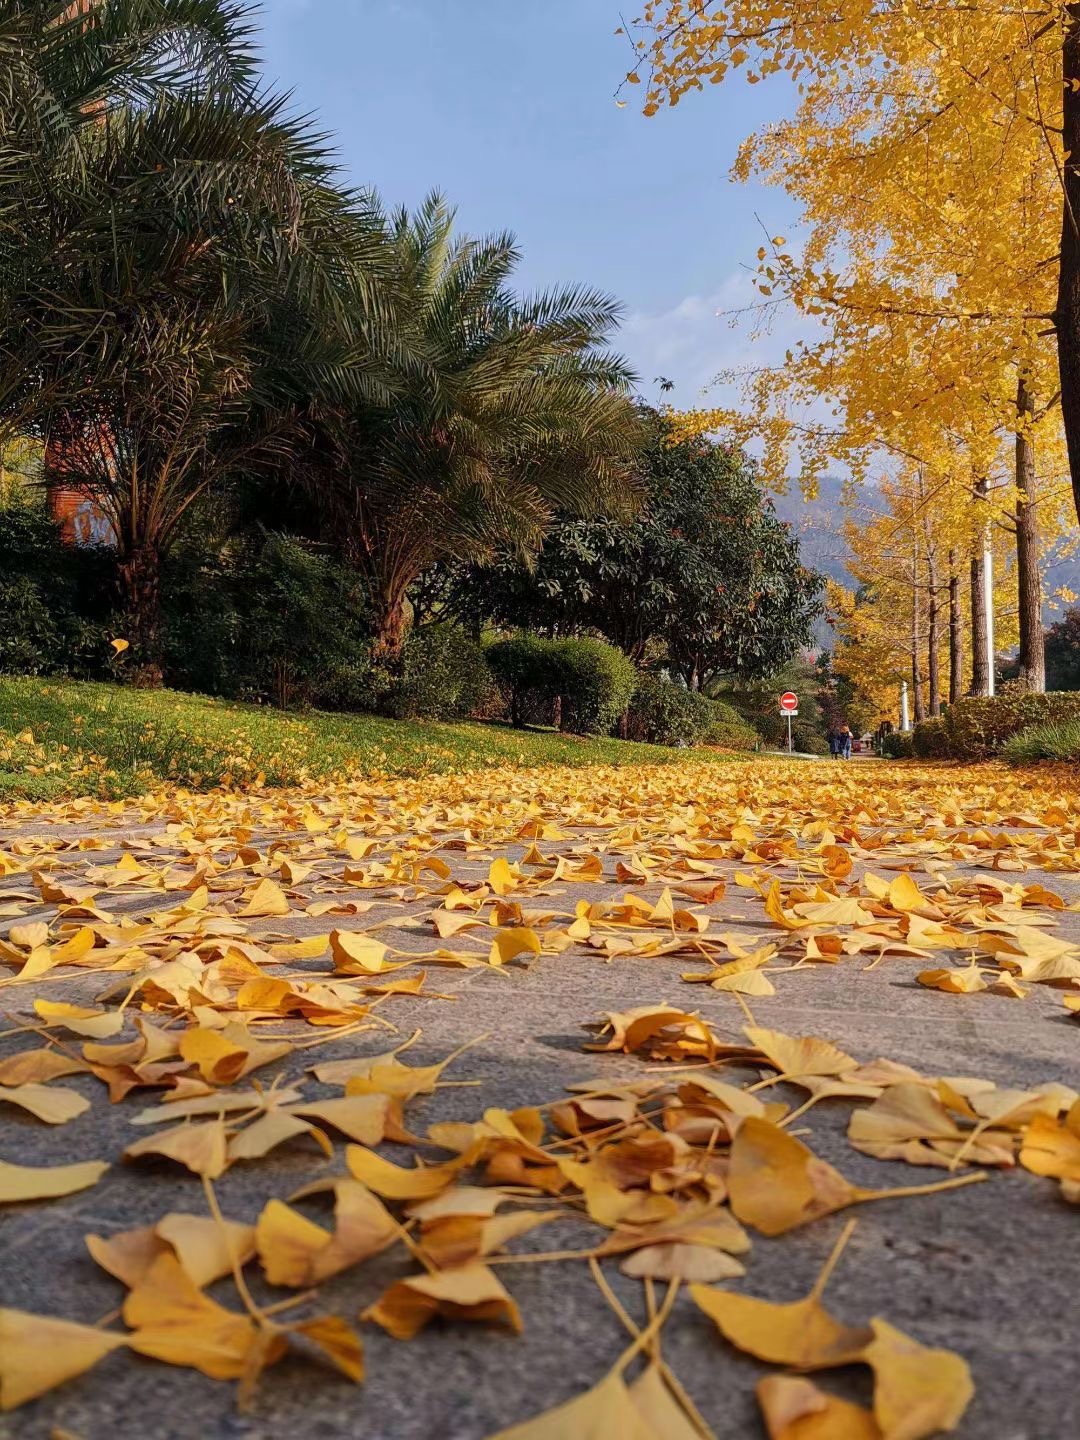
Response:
[0, 676, 743, 801]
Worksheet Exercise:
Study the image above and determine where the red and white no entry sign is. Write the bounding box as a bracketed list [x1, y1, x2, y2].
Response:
[779, 691, 798, 713]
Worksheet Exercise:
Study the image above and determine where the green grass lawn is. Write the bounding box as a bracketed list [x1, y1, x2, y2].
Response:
[0, 676, 737, 800]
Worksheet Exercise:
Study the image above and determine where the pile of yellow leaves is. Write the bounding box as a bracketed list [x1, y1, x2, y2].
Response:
[1, 758, 1078, 1433]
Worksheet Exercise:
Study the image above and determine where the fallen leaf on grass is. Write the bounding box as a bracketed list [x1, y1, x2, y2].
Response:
[0, 1310, 126, 1409]
[0, 1157, 108, 1202]
[363, 1262, 522, 1339]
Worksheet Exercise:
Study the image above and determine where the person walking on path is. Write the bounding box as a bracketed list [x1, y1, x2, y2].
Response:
[827, 727, 841, 758]
[838, 723, 853, 760]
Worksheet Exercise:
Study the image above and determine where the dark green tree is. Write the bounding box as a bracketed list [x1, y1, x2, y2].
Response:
[455, 409, 823, 684]
[1045, 607, 1080, 691]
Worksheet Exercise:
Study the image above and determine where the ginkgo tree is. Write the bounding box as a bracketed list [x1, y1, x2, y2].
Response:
[622, 0, 1080, 694]
[625, 0, 1080, 524]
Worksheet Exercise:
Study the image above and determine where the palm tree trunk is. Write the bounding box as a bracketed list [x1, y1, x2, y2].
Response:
[1015, 374, 1046, 692]
[948, 551, 963, 705]
[117, 543, 163, 684]
[369, 592, 409, 671]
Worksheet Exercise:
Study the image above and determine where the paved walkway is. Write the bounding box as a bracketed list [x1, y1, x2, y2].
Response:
[2, 759, 1079, 1439]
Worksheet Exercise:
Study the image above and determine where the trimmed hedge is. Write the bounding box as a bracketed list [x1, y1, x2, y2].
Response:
[549, 638, 637, 736]
[624, 677, 757, 750]
[387, 625, 504, 721]
[487, 633, 637, 736]
[626, 675, 708, 745]
[911, 715, 950, 759]
[700, 698, 759, 751]
[911, 691, 1080, 760]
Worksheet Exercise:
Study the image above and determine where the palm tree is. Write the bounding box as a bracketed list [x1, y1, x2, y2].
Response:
[1, 1, 394, 673]
[332, 195, 645, 666]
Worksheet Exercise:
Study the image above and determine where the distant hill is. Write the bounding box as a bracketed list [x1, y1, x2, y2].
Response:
[771, 475, 1080, 633]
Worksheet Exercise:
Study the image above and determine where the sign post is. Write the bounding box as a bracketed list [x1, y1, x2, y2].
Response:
[779, 691, 798, 754]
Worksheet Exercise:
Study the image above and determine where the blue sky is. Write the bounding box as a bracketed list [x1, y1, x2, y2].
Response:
[257, 0, 801, 408]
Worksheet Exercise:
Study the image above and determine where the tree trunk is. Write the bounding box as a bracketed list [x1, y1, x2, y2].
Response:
[1057, 6, 1080, 528]
[117, 544, 163, 685]
[1015, 375, 1046, 692]
[369, 593, 409, 672]
[948, 553, 963, 705]
[911, 565, 925, 722]
[970, 477, 991, 696]
[926, 551, 941, 716]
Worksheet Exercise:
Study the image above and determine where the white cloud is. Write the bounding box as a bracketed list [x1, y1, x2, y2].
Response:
[620, 270, 814, 409]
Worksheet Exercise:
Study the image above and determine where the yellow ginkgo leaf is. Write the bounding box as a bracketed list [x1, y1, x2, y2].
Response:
[0, 1157, 108, 1203]
[0, 1310, 127, 1409]
[363, 1262, 522, 1340]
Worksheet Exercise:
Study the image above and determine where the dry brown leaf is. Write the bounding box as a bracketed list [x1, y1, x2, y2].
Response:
[363, 1262, 522, 1340]
[123, 1254, 280, 1380]
[728, 1117, 982, 1235]
[256, 1180, 397, 1286]
[757, 1375, 881, 1440]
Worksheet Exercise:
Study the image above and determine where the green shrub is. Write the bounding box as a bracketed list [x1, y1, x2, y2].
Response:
[549, 637, 637, 736]
[700, 697, 759, 751]
[912, 715, 951, 759]
[163, 532, 371, 710]
[940, 691, 1080, 759]
[387, 625, 504, 721]
[1004, 719, 1080, 765]
[486, 634, 554, 727]
[881, 731, 914, 759]
[0, 502, 114, 677]
[625, 675, 709, 745]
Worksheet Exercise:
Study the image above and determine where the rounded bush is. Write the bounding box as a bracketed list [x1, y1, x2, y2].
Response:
[389, 625, 503, 721]
[625, 675, 708, 745]
[881, 731, 914, 759]
[912, 715, 951, 758]
[485, 633, 554, 727]
[699, 697, 759, 750]
[549, 637, 637, 736]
